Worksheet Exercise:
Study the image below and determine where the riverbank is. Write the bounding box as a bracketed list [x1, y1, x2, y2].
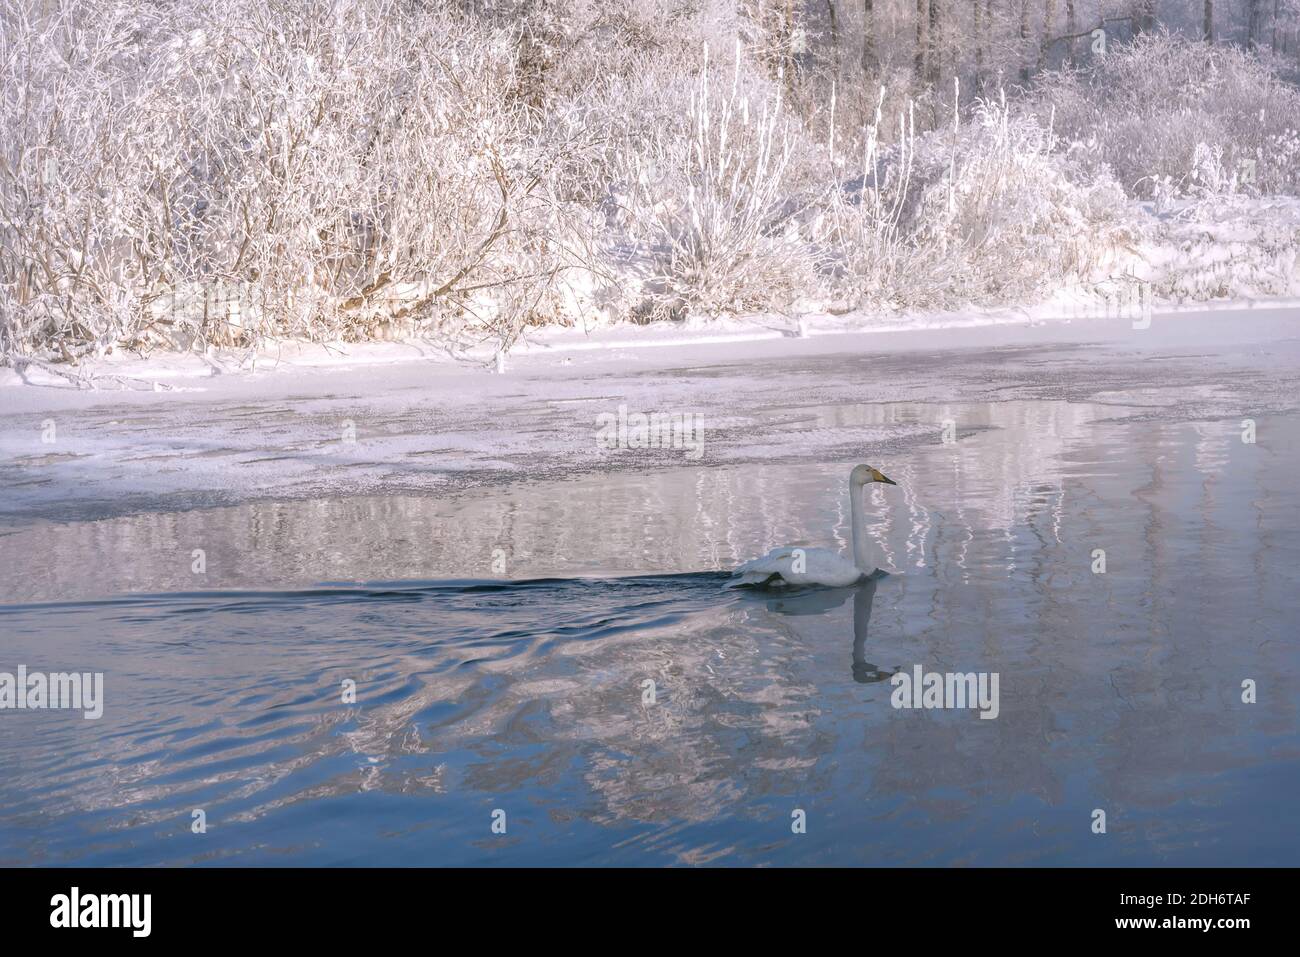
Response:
[3, 304, 1297, 529]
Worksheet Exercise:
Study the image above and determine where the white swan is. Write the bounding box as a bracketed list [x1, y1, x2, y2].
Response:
[731, 464, 897, 587]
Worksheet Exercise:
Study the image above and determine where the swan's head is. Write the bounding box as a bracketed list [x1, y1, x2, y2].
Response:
[851, 464, 897, 487]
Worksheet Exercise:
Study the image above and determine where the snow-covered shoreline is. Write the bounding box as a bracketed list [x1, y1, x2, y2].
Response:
[7, 283, 1300, 394]
[3, 305, 1297, 529]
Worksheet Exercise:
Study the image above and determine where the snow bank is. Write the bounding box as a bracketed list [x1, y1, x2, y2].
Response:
[1, 7, 1296, 367]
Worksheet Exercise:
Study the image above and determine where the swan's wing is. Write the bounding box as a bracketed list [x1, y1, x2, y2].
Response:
[734, 547, 800, 573]
[731, 548, 800, 587]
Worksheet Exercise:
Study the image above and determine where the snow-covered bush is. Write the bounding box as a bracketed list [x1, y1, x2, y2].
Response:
[0, 0, 582, 357]
[1, 3, 1296, 363]
[610, 44, 824, 319]
[829, 92, 1133, 311]
[1034, 32, 1300, 200]
[1136, 196, 1300, 303]
[911, 97, 1133, 304]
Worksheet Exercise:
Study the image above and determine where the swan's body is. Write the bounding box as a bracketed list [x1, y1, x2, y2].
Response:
[733, 546, 867, 587]
[732, 464, 897, 588]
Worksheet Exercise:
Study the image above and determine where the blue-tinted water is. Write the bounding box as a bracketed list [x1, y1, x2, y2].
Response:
[1, 400, 1297, 865]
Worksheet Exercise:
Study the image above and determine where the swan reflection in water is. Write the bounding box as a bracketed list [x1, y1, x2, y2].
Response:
[742, 575, 898, 684]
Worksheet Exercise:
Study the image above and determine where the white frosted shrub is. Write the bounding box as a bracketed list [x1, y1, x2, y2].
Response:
[829, 94, 1133, 311]
[911, 98, 1132, 303]
[0, 0, 578, 356]
[611, 46, 824, 319]
[1, 3, 1296, 363]
[1035, 32, 1300, 200]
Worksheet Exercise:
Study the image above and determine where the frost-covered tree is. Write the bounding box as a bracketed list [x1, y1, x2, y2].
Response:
[1, 0, 1295, 360]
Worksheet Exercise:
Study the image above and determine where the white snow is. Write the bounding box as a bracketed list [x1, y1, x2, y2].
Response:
[3, 304, 1297, 530]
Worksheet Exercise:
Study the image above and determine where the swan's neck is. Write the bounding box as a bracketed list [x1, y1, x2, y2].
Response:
[850, 480, 878, 573]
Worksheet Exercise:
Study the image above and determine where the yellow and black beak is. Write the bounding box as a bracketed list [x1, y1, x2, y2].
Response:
[874, 469, 897, 486]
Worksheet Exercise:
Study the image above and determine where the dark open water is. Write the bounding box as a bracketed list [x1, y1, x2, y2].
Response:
[1, 400, 1297, 865]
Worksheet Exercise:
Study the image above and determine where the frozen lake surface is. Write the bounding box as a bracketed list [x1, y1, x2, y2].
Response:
[2, 384, 1297, 864]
